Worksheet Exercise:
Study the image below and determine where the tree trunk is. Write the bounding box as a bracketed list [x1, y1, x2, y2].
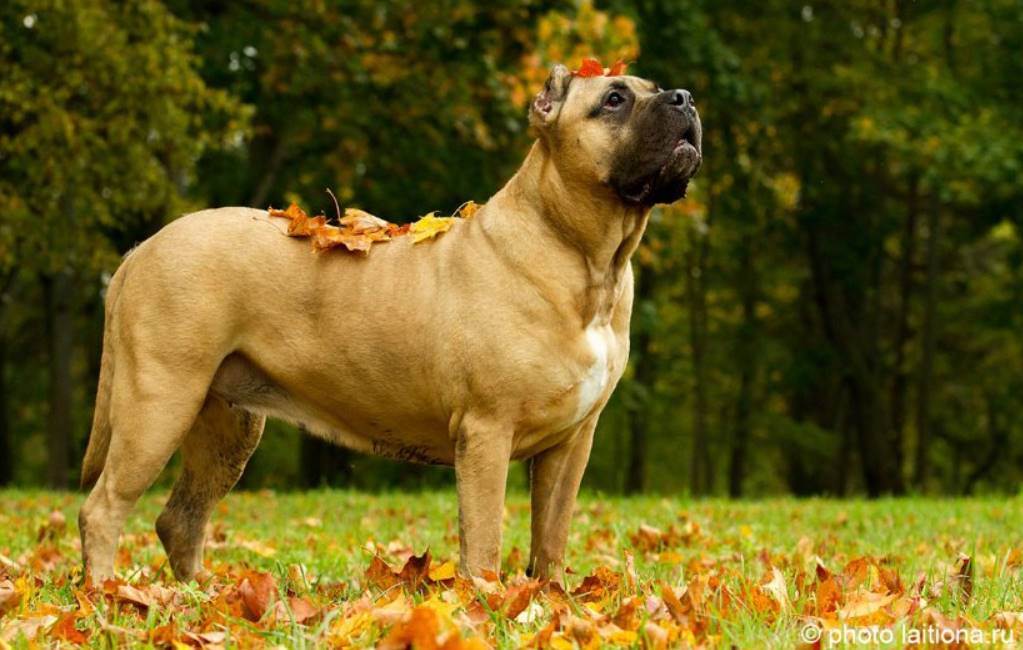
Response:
[889, 177, 919, 466]
[686, 225, 711, 495]
[914, 207, 941, 490]
[805, 227, 904, 496]
[728, 233, 757, 498]
[0, 335, 11, 485]
[43, 271, 74, 489]
[301, 432, 353, 488]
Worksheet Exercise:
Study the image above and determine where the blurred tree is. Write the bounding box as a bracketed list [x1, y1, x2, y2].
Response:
[0, 0, 247, 487]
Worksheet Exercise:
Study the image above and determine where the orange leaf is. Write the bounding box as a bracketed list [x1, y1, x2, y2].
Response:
[572, 565, 620, 602]
[377, 606, 439, 650]
[456, 200, 482, 220]
[608, 60, 628, 76]
[49, 612, 89, 644]
[310, 225, 374, 253]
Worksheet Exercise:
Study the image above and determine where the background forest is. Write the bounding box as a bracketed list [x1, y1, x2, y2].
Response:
[1, 0, 1021, 498]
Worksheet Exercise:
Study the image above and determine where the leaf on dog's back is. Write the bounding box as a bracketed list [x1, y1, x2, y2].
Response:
[409, 213, 455, 244]
[455, 200, 482, 220]
[341, 208, 392, 233]
[269, 198, 480, 253]
[311, 226, 374, 254]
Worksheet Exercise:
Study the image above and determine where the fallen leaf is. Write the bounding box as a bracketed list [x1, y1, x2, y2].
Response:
[762, 567, 790, 612]
[428, 560, 456, 582]
[0, 614, 58, 643]
[49, 612, 89, 644]
[501, 580, 542, 619]
[114, 583, 154, 609]
[238, 570, 278, 621]
[0, 580, 20, 617]
[953, 553, 973, 605]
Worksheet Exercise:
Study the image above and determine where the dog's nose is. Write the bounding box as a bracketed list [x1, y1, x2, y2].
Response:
[666, 89, 694, 108]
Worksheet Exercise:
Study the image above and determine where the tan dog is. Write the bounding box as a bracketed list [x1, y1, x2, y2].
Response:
[79, 64, 701, 582]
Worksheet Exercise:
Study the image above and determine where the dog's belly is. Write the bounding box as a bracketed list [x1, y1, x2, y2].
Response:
[209, 354, 456, 465]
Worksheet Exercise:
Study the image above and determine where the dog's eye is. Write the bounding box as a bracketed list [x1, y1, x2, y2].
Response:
[604, 91, 626, 108]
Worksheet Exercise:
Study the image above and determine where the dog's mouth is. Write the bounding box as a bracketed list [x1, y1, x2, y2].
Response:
[674, 123, 700, 154]
[611, 114, 703, 206]
[653, 124, 702, 199]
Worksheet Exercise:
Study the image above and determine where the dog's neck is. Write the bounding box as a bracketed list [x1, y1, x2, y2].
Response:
[481, 140, 650, 326]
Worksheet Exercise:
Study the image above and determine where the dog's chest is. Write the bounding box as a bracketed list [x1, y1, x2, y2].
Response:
[573, 320, 616, 421]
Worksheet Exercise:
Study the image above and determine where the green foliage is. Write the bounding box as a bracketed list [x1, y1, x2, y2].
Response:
[0, 0, 248, 273]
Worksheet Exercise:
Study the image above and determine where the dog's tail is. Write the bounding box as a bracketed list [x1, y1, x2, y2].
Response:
[80, 259, 131, 489]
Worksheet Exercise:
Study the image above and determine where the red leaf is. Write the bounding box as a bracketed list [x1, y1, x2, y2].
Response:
[575, 58, 605, 78]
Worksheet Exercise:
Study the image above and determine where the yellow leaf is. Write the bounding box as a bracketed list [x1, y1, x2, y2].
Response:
[607, 629, 638, 645]
[549, 634, 575, 650]
[409, 213, 455, 243]
[428, 560, 456, 582]
[419, 593, 459, 620]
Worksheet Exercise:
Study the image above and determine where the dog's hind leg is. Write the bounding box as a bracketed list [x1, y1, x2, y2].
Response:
[156, 395, 264, 581]
[79, 364, 213, 581]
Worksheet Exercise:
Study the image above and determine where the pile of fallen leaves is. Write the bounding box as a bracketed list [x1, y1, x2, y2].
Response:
[3, 494, 1023, 648]
[267, 200, 481, 254]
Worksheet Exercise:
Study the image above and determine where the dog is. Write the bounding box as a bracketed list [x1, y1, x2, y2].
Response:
[78, 63, 702, 582]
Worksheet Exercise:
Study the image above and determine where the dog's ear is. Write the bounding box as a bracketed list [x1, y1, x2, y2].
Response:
[529, 64, 572, 130]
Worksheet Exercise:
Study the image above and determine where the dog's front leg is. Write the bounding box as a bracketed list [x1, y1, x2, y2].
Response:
[527, 416, 598, 582]
[454, 420, 513, 577]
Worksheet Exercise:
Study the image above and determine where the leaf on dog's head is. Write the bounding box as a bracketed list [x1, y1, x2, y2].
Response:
[575, 58, 605, 78]
[608, 59, 628, 76]
[574, 58, 628, 78]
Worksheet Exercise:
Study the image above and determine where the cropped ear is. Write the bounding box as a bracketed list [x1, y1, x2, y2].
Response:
[529, 64, 573, 130]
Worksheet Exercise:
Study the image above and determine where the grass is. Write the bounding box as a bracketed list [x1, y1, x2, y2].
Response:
[1, 490, 1023, 647]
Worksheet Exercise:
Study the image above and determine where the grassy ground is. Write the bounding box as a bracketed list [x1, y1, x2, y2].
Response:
[1, 490, 1022, 647]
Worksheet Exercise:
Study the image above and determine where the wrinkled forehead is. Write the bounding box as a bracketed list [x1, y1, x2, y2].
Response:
[565, 74, 659, 107]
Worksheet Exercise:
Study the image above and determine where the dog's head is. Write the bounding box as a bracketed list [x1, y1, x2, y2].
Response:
[530, 63, 702, 206]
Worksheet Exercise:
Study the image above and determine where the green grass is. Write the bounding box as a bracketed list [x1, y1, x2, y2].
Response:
[1, 490, 1023, 647]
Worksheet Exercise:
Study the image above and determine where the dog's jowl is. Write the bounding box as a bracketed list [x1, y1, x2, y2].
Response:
[78, 63, 702, 582]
